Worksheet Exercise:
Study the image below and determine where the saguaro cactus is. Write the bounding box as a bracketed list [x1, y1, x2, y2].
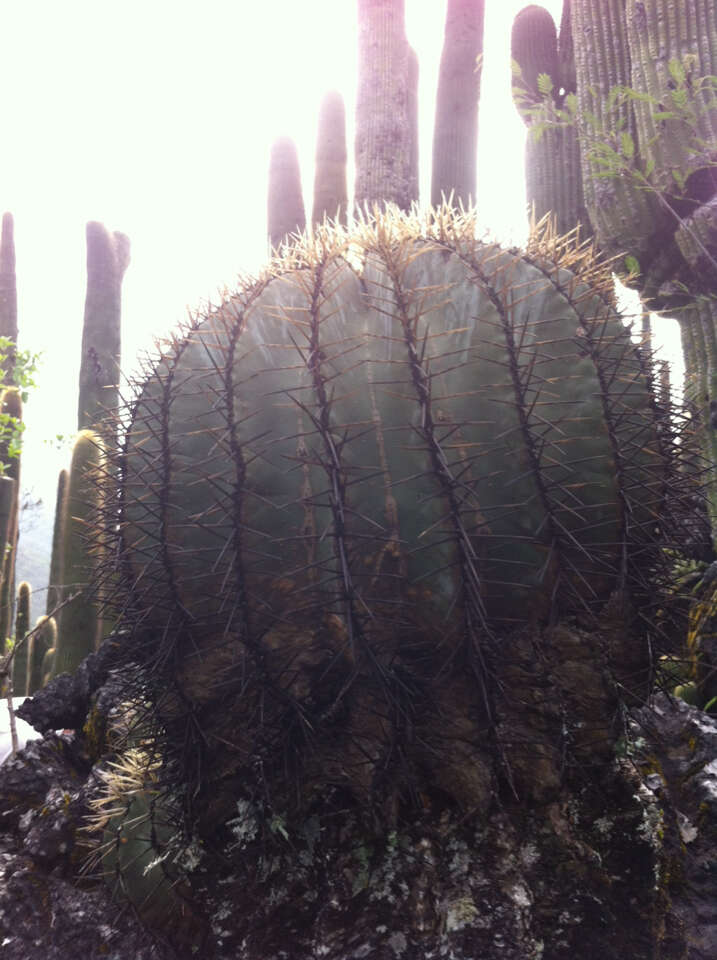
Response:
[354, 0, 417, 210]
[311, 91, 348, 227]
[267, 137, 307, 251]
[567, 0, 717, 534]
[431, 0, 485, 207]
[77, 222, 130, 434]
[0, 213, 17, 381]
[511, 2, 589, 235]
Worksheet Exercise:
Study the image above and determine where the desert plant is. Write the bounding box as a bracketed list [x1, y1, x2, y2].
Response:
[431, 0, 485, 208]
[52, 430, 105, 678]
[26, 614, 56, 694]
[96, 204, 702, 850]
[10, 580, 30, 696]
[511, 3, 590, 236]
[77, 221, 130, 435]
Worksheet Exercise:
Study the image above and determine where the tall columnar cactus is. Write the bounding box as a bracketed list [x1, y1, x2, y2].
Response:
[354, 0, 417, 210]
[0, 387, 21, 651]
[0, 212, 18, 381]
[105, 207, 697, 840]
[511, 3, 589, 236]
[430, 0, 485, 208]
[311, 91, 349, 228]
[26, 614, 56, 694]
[562, 0, 717, 535]
[11, 580, 30, 696]
[267, 137, 307, 252]
[46, 469, 69, 615]
[52, 430, 105, 678]
[77, 222, 130, 434]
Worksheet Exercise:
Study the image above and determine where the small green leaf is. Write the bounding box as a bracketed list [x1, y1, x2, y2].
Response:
[668, 58, 686, 86]
[644, 156, 655, 178]
[621, 132, 635, 158]
[510, 58, 523, 78]
[564, 92, 578, 115]
[537, 72, 553, 97]
[624, 255, 641, 276]
[672, 168, 686, 191]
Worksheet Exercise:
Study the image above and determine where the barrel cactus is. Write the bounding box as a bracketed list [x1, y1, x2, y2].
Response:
[95, 207, 700, 844]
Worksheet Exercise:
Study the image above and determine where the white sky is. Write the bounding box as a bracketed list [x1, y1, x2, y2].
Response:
[0, 0, 680, 592]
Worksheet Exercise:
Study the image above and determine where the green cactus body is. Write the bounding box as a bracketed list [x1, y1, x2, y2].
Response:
[27, 615, 57, 695]
[0, 388, 21, 651]
[52, 430, 105, 678]
[40, 645, 55, 687]
[10, 580, 30, 695]
[268, 138, 307, 252]
[78, 222, 129, 433]
[46, 469, 69, 615]
[117, 211, 668, 704]
[311, 91, 348, 228]
[625, 0, 717, 202]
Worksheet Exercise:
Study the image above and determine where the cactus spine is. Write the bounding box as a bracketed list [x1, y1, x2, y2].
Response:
[10, 580, 30, 696]
[431, 0, 485, 207]
[267, 137, 307, 252]
[27, 614, 56, 694]
[77, 222, 129, 434]
[52, 430, 105, 677]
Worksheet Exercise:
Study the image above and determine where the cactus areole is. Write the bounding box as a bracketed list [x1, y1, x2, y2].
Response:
[114, 209, 675, 701]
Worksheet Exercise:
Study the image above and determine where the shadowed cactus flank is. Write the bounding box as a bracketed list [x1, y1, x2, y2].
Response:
[94, 206, 701, 844]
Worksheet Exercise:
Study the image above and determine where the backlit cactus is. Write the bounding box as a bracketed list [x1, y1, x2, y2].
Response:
[431, 0, 485, 208]
[354, 0, 418, 211]
[267, 137, 307, 252]
[311, 91, 349, 228]
[99, 207, 700, 838]
[78, 222, 130, 434]
[511, 3, 589, 236]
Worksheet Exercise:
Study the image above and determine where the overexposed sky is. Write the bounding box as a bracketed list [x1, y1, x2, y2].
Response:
[0, 0, 679, 590]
